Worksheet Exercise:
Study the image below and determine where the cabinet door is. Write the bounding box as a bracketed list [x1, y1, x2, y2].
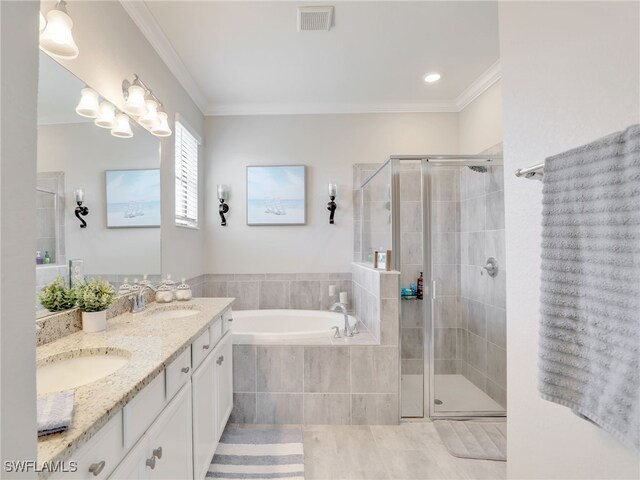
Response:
[192, 348, 218, 480]
[147, 383, 193, 480]
[108, 435, 148, 480]
[215, 334, 233, 435]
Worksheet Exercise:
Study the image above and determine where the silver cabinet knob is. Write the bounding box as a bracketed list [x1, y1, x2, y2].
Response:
[202, 344, 210, 350]
[227, 318, 233, 322]
[88, 460, 105, 476]
[181, 366, 190, 373]
[217, 355, 224, 365]
[153, 446, 163, 459]
[145, 456, 156, 470]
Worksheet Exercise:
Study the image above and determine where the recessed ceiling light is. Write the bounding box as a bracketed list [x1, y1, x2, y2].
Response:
[424, 73, 441, 83]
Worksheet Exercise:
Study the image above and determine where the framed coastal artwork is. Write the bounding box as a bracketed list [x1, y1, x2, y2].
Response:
[246, 165, 306, 225]
[105, 169, 161, 228]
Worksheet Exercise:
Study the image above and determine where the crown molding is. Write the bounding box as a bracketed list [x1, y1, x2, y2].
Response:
[454, 60, 501, 111]
[206, 102, 460, 116]
[120, 0, 208, 114]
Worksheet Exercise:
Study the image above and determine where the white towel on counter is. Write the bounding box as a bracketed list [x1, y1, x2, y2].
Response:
[37, 389, 75, 436]
[539, 124, 640, 457]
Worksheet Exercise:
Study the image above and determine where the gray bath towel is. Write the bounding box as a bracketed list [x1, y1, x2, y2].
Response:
[37, 389, 75, 436]
[539, 124, 640, 456]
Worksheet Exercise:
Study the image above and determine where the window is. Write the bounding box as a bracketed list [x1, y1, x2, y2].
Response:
[174, 120, 199, 228]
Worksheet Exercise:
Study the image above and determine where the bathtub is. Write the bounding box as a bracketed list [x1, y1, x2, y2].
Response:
[231, 309, 358, 345]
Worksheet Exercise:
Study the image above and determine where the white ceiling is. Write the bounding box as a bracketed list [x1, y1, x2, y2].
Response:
[125, 1, 500, 115]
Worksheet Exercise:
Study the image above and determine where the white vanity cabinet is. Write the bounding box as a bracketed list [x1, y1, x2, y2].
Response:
[58, 306, 234, 480]
[110, 384, 192, 480]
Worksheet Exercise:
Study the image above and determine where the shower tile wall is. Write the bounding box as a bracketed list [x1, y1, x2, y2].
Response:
[430, 167, 463, 375]
[399, 161, 426, 377]
[458, 161, 507, 408]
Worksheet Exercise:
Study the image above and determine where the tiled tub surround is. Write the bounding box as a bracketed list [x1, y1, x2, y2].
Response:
[202, 273, 352, 311]
[232, 264, 401, 425]
[36, 297, 234, 472]
[458, 164, 507, 408]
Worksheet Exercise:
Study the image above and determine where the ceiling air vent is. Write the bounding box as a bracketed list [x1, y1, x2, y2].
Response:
[297, 6, 334, 32]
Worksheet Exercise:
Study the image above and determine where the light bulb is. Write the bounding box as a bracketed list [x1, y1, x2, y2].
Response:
[123, 83, 147, 117]
[111, 113, 133, 138]
[138, 99, 160, 128]
[75, 88, 100, 118]
[151, 111, 172, 137]
[94, 101, 116, 129]
[39, 4, 79, 60]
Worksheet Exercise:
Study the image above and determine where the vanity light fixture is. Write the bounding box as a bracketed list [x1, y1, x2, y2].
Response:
[138, 99, 160, 128]
[39, 1, 79, 60]
[94, 101, 117, 129]
[217, 184, 230, 226]
[327, 182, 337, 224]
[74, 188, 88, 228]
[75, 88, 100, 118]
[111, 113, 133, 139]
[122, 75, 172, 137]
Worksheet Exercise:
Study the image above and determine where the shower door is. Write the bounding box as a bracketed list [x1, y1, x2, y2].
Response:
[426, 158, 507, 417]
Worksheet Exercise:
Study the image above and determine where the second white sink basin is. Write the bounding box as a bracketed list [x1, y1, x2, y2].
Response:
[144, 308, 200, 321]
[37, 350, 130, 395]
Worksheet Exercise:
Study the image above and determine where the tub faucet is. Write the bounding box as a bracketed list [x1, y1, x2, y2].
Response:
[130, 284, 157, 313]
[330, 302, 354, 337]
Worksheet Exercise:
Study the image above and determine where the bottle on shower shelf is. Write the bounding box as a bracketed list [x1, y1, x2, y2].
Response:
[36, 251, 43, 265]
[417, 272, 424, 300]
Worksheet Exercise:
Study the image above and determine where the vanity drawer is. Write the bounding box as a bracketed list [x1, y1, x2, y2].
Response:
[123, 373, 165, 448]
[165, 346, 192, 400]
[222, 308, 233, 334]
[192, 328, 211, 369]
[52, 411, 123, 480]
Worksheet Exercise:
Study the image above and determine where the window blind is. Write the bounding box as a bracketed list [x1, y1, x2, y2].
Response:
[174, 121, 199, 228]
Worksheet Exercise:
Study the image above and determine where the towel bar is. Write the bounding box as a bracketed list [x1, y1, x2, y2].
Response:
[515, 163, 544, 179]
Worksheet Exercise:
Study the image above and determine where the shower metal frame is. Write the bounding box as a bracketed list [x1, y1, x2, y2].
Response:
[383, 155, 505, 420]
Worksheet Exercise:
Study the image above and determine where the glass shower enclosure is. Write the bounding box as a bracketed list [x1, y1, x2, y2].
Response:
[356, 156, 507, 419]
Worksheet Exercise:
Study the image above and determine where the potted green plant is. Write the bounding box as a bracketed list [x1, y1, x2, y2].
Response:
[75, 278, 116, 332]
[37, 277, 76, 312]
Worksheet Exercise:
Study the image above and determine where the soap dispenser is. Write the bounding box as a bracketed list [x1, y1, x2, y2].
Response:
[175, 278, 193, 301]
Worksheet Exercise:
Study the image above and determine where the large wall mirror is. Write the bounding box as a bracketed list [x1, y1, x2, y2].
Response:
[36, 52, 161, 318]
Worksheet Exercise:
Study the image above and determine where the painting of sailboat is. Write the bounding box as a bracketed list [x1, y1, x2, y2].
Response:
[106, 169, 160, 228]
[247, 165, 306, 225]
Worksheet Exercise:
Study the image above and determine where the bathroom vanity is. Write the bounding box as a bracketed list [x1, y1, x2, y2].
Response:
[37, 298, 234, 480]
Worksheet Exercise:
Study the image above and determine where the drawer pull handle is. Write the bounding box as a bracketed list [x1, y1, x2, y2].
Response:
[153, 446, 163, 459]
[181, 366, 190, 373]
[202, 344, 210, 350]
[145, 456, 156, 470]
[217, 355, 224, 365]
[88, 461, 105, 476]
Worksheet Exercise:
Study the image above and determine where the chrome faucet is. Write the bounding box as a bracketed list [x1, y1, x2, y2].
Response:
[330, 302, 355, 337]
[130, 284, 157, 313]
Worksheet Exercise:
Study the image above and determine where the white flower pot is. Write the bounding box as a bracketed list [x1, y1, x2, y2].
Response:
[82, 310, 107, 333]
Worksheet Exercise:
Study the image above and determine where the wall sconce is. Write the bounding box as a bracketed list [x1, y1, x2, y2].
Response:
[39, 0, 79, 60]
[74, 188, 88, 228]
[122, 75, 172, 137]
[217, 184, 229, 226]
[328, 182, 337, 224]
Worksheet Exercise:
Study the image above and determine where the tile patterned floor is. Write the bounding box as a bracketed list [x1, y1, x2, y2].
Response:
[304, 422, 506, 480]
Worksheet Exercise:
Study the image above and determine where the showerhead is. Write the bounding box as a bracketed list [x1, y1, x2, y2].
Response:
[468, 165, 488, 173]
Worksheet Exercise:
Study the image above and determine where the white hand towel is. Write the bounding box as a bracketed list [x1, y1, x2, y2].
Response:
[37, 389, 75, 436]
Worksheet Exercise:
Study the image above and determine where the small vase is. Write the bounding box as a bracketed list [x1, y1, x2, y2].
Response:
[82, 310, 107, 333]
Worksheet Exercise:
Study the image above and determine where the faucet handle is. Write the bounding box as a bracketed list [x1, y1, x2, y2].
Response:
[332, 326, 341, 338]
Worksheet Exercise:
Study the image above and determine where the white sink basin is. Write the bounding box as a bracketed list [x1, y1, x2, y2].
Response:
[37, 351, 130, 395]
[144, 308, 200, 321]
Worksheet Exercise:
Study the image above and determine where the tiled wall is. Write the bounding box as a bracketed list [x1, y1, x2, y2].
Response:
[231, 264, 401, 425]
[202, 273, 352, 311]
[458, 156, 507, 408]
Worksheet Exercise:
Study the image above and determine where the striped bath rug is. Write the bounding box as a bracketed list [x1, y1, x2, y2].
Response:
[208, 425, 304, 479]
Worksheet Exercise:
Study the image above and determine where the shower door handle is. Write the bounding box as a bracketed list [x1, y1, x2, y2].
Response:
[431, 280, 436, 300]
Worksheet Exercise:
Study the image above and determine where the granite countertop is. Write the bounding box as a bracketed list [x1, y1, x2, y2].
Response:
[36, 297, 234, 474]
